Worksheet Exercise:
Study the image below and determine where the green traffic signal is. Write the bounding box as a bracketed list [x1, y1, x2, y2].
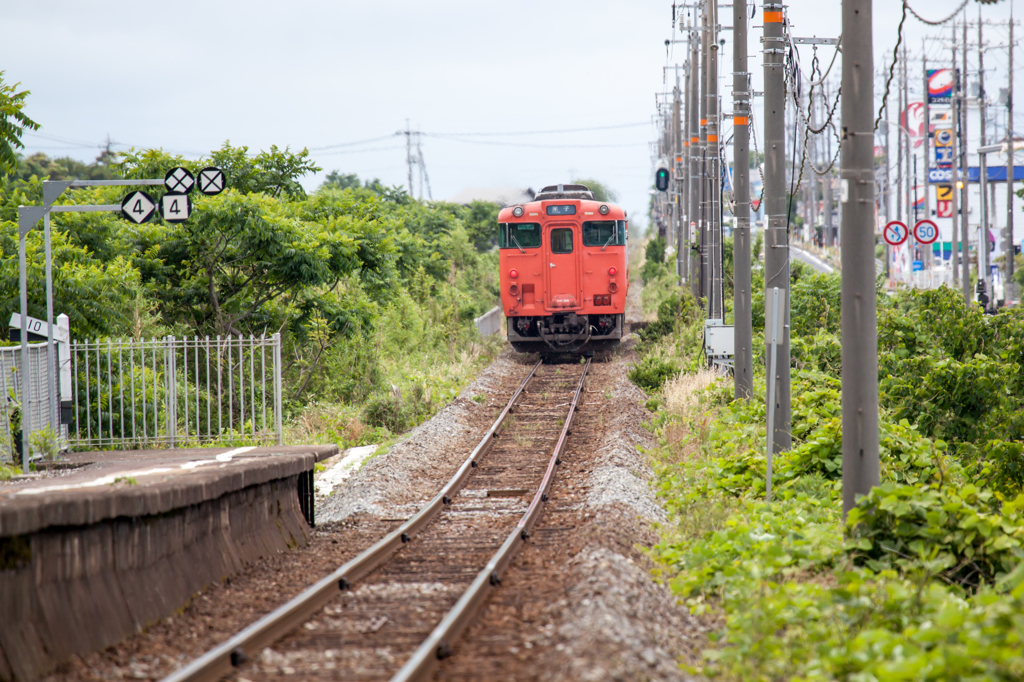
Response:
[655, 168, 670, 192]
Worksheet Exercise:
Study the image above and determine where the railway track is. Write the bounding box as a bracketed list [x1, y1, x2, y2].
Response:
[162, 357, 591, 682]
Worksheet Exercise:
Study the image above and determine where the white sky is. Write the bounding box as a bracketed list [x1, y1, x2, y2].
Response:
[2, 0, 1019, 235]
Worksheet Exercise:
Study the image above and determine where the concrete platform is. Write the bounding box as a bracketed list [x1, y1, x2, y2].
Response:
[0, 444, 337, 682]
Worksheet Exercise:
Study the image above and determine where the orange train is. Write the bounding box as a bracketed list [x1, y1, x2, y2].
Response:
[498, 184, 629, 354]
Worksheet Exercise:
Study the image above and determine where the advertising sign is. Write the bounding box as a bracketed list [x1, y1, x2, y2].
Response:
[901, 102, 925, 148]
[927, 69, 954, 103]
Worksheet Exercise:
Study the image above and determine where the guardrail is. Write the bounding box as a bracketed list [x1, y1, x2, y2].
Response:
[474, 306, 502, 338]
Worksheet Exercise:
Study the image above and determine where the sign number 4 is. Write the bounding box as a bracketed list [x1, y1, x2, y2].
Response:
[160, 193, 193, 223]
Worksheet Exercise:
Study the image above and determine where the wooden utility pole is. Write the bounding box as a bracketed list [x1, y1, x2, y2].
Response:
[733, 0, 752, 399]
[763, 0, 790, 452]
[840, 0, 880, 517]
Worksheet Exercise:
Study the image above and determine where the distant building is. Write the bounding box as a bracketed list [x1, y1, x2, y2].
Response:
[448, 186, 536, 206]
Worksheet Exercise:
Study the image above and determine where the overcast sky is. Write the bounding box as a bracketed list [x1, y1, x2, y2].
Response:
[3, 0, 1018, 234]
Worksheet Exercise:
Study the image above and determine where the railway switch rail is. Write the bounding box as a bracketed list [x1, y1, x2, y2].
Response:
[162, 356, 591, 682]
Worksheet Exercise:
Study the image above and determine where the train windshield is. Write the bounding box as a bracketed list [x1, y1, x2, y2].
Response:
[499, 223, 542, 249]
[550, 228, 574, 254]
[582, 220, 626, 247]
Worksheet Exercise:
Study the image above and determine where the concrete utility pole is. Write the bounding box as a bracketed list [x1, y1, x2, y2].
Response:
[733, 0, 753, 400]
[707, 0, 722, 319]
[979, 10, 990, 303]
[1008, 9, 1015, 287]
[923, 48, 932, 267]
[405, 119, 414, 195]
[951, 61, 961, 288]
[689, 19, 702, 301]
[897, 69, 904, 226]
[840, 0, 880, 517]
[763, 0, 790, 452]
[961, 13, 972, 304]
[674, 79, 684, 280]
[825, 81, 836, 245]
[884, 82, 892, 278]
[903, 41, 912, 232]
[700, 0, 711, 305]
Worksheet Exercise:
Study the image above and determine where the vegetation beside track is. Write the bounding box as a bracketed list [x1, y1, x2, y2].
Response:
[631, 240, 1024, 680]
[1, 142, 503, 460]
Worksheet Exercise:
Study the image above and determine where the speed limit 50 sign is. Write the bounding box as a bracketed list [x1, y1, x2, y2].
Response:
[913, 219, 939, 244]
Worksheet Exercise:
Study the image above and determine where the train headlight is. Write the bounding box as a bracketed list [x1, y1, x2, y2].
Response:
[608, 267, 617, 276]
[509, 269, 518, 279]
[512, 206, 524, 217]
[509, 284, 520, 296]
[599, 204, 610, 215]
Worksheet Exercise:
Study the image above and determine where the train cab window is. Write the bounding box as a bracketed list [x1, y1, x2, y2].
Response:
[582, 220, 626, 248]
[550, 228, 574, 254]
[499, 223, 542, 249]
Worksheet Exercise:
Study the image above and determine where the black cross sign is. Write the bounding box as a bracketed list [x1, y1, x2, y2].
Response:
[198, 167, 226, 195]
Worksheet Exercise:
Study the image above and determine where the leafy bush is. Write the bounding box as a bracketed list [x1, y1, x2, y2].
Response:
[847, 484, 1024, 589]
[628, 355, 680, 392]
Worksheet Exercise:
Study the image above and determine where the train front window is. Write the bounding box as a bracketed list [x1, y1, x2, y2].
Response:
[583, 220, 625, 248]
[550, 228, 574, 254]
[499, 223, 542, 249]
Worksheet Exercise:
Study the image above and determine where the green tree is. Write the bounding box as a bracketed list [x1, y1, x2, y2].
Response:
[0, 72, 40, 179]
[572, 177, 619, 203]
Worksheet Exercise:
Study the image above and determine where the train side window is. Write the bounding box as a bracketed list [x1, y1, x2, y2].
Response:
[550, 228, 574, 254]
[582, 220, 624, 247]
[499, 223, 542, 249]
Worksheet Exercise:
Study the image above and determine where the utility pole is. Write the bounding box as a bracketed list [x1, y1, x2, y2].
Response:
[405, 119, 413, 195]
[923, 48, 932, 267]
[903, 41, 912, 234]
[700, 0, 710, 305]
[884, 80, 892, 279]
[897, 67, 904, 227]
[689, 18, 702, 301]
[674, 78, 684, 281]
[763, 0, 790, 452]
[707, 0, 722, 319]
[733, 0, 752, 400]
[979, 10, 990, 304]
[951, 59, 961, 288]
[840, 0, 880, 517]
[961, 13, 972, 304]
[1008, 8, 1015, 288]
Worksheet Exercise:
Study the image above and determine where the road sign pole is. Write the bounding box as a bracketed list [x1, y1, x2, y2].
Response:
[840, 0, 880, 517]
[763, 0, 790, 453]
[44, 211, 57, 439]
[733, 0, 752, 400]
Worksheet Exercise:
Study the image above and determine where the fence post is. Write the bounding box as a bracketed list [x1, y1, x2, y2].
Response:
[273, 333, 283, 446]
[167, 336, 177, 448]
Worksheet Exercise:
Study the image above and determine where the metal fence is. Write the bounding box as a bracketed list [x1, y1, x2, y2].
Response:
[0, 343, 67, 463]
[70, 334, 282, 450]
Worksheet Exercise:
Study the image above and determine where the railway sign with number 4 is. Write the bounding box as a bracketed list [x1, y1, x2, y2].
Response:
[121, 191, 156, 224]
[883, 220, 909, 246]
[914, 219, 939, 244]
[160, 193, 193, 223]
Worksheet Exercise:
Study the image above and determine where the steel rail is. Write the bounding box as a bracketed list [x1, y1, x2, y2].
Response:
[160, 360, 543, 682]
[391, 357, 591, 682]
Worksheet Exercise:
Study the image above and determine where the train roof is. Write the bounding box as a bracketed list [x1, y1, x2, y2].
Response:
[498, 183, 627, 222]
